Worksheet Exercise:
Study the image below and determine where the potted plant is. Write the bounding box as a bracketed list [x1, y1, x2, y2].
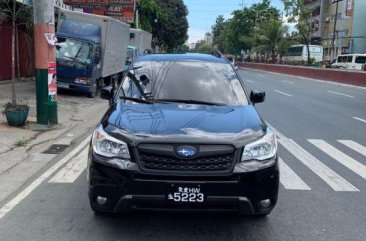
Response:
[4, 103, 29, 127]
[1, 0, 32, 126]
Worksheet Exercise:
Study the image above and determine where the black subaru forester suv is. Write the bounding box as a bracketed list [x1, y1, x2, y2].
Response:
[88, 53, 279, 216]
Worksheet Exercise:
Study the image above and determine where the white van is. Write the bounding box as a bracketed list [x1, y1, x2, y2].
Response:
[332, 54, 366, 70]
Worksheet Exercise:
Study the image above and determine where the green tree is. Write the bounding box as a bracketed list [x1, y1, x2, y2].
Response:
[0, 0, 33, 106]
[253, 18, 288, 63]
[196, 43, 216, 53]
[282, 0, 313, 64]
[137, 0, 166, 33]
[211, 0, 280, 54]
[176, 44, 189, 53]
[212, 15, 228, 51]
[154, 0, 188, 52]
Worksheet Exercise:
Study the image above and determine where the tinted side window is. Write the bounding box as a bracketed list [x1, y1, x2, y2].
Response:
[355, 56, 366, 64]
[337, 56, 348, 63]
[347, 56, 353, 62]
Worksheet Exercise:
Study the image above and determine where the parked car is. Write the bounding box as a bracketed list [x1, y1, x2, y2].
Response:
[332, 54, 366, 70]
[88, 53, 279, 216]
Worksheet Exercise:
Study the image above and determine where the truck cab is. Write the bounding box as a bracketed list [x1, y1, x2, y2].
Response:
[56, 19, 102, 98]
[125, 45, 137, 70]
[56, 10, 130, 98]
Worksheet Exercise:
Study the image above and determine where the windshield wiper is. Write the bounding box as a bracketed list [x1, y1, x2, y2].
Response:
[62, 56, 87, 65]
[126, 71, 151, 100]
[120, 96, 154, 104]
[154, 99, 226, 106]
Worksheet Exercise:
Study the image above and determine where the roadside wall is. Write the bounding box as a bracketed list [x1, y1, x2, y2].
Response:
[0, 22, 35, 81]
[238, 63, 366, 87]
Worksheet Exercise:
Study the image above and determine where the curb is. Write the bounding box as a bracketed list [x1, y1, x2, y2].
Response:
[0, 126, 93, 209]
[239, 67, 366, 91]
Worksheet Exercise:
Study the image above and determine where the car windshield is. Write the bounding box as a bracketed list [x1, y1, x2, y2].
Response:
[56, 38, 93, 64]
[118, 60, 248, 106]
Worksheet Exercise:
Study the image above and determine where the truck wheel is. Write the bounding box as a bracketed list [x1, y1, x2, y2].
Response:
[87, 83, 98, 98]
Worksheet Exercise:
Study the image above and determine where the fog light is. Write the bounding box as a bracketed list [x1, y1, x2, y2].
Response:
[96, 196, 108, 205]
[260, 199, 271, 208]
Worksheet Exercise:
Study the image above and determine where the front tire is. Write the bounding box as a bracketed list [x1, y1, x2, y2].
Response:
[87, 82, 98, 98]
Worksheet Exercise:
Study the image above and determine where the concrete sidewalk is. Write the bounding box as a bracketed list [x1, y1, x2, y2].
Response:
[0, 80, 108, 204]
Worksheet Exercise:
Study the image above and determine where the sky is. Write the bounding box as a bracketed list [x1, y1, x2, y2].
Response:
[183, 0, 285, 43]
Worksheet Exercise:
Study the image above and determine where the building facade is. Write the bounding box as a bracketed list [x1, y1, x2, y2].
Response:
[350, 0, 366, 54]
[304, 0, 365, 60]
[204, 32, 213, 44]
[304, 0, 327, 45]
[322, 0, 354, 60]
[62, 0, 136, 23]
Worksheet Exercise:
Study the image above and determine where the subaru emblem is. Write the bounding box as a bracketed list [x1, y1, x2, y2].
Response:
[176, 146, 197, 158]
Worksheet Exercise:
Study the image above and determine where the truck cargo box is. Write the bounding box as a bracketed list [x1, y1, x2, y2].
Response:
[58, 10, 130, 78]
[129, 28, 152, 54]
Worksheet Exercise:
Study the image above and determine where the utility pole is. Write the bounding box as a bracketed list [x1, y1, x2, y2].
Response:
[240, 0, 244, 10]
[33, 0, 58, 125]
[331, 0, 343, 60]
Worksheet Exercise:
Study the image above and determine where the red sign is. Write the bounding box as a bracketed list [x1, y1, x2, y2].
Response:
[346, 0, 353, 16]
[48, 62, 57, 101]
[63, 0, 135, 23]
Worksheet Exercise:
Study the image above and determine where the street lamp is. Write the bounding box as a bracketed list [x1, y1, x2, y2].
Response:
[331, 0, 343, 60]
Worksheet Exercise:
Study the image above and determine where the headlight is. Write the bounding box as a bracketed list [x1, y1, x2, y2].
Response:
[92, 125, 130, 159]
[241, 128, 277, 162]
[74, 77, 90, 85]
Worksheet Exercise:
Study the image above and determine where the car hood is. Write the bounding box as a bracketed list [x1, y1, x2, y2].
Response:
[103, 102, 266, 147]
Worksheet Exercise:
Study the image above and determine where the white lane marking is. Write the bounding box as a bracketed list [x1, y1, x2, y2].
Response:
[309, 140, 366, 180]
[353, 117, 366, 124]
[245, 79, 254, 83]
[327, 90, 354, 98]
[274, 90, 293, 97]
[282, 80, 294, 84]
[269, 125, 358, 192]
[279, 158, 311, 190]
[338, 140, 366, 157]
[278, 139, 358, 191]
[49, 148, 88, 183]
[0, 136, 91, 220]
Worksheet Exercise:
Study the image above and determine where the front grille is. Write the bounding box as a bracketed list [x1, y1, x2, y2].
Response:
[57, 76, 74, 83]
[137, 144, 235, 173]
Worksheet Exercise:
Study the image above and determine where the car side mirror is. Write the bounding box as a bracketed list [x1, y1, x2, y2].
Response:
[140, 74, 150, 85]
[100, 86, 114, 101]
[250, 90, 265, 105]
[94, 56, 101, 64]
[126, 58, 132, 66]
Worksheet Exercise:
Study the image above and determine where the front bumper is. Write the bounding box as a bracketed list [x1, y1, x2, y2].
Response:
[57, 81, 92, 94]
[88, 151, 279, 215]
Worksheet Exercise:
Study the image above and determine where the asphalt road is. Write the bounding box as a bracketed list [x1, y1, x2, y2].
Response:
[1, 68, 366, 241]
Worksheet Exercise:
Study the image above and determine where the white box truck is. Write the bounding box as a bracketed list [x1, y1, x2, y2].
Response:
[56, 10, 130, 97]
[129, 28, 152, 55]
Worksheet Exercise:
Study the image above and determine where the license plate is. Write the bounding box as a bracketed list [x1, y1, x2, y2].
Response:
[167, 184, 205, 203]
[57, 82, 69, 89]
